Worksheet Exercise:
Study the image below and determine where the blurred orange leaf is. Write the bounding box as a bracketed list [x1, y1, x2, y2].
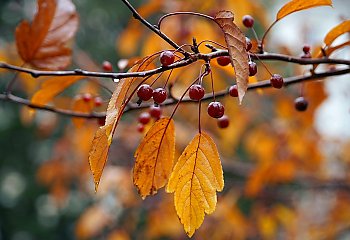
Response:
[324, 20, 350, 46]
[71, 97, 95, 127]
[167, 132, 224, 237]
[15, 0, 79, 70]
[31, 76, 83, 106]
[276, 0, 332, 21]
[133, 118, 175, 198]
[214, 11, 249, 103]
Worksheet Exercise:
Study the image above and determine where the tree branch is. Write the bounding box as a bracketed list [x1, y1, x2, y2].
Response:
[1, 67, 349, 118]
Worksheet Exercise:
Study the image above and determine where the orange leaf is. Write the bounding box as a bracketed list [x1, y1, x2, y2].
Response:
[214, 11, 249, 103]
[31, 76, 83, 106]
[89, 55, 159, 191]
[276, 0, 332, 21]
[88, 77, 134, 191]
[71, 97, 95, 128]
[15, 0, 79, 70]
[324, 20, 350, 46]
[133, 118, 175, 198]
[167, 132, 224, 237]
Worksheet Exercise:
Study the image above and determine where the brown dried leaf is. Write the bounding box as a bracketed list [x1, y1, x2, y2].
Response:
[71, 97, 95, 128]
[214, 11, 249, 103]
[15, 0, 79, 70]
[133, 118, 175, 199]
[276, 0, 332, 21]
[324, 20, 350, 46]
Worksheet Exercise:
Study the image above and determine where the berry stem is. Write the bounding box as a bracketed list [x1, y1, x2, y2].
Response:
[252, 53, 273, 76]
[163, 69, 173, 88]
[210, 70, 216, 102]
[251, 28, 260, 44]
[157, 12, 214, 30]
[198, 100, 202, 134]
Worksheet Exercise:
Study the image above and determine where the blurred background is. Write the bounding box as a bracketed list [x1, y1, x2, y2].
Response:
[1, 0, 350, 239]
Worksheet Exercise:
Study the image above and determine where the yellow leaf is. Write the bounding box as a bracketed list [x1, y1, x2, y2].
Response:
[276, 0, 332, 21]
[324, 20, 350, 46]
[133, 118, 175, 198]
[167, 132, 224, 237]
[31, 76, 83, 106]
[214, 11, 249, 104]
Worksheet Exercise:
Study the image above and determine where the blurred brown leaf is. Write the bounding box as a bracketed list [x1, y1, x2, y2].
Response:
[15, 0, 79, 70]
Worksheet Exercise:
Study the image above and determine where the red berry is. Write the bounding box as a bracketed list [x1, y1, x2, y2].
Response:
[149, 105, 162, 119]
[242, 15, 254, 28]
[217, 115, 229, 128]
[97, 117, 105, 126]
[270, 74, 284, 89]
[137, 123, 145, 133]
[246, 37, 252, 51]
[137, 84, 153, 101]
[302, 45, 311, 54]
[160, 51, 175, 66]
[152, 88, 167, 104]
[94, 96, 103, 107]
[294, 97, 308, 111]
[102, 61, 113, 71]
[207, 101, 225, 118]
[229, 85, 238, 97]
[189, 84, 205, 101]
[216, 56, 231, 66]
[138, 112, 151, 124]
[248, 61, 257, 76]
[82, 93, 92, 102]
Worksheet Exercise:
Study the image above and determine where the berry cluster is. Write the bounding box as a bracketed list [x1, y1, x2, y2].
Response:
[137, 84, 168, 104]
[137, 105, 162, 133]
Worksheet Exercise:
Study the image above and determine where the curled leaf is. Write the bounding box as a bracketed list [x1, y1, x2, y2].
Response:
[167, 132, 224, 237]
[276, 0, 332, 21]
[324, 20, 350, 46]
[133, 118, 175, 199]
[88, 77, 133, 191]
[214, 11, 249, 103]
[15, 0, 79, 70]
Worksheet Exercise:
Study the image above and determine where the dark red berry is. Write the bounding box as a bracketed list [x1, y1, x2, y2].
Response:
[94, 96, 103, 107]
[149, 105, 162, 119]
[270, 74, 284, 89]
[248, 61, 257, 76]
[216, 56, 231, 66]
[160, 51, 175, 66]
[246, 37, 252, 51]
[189, 84, 205, 101]
[229, 85, 238, 97]
[137, 84, 153, 101]
[207, 101, 225, 118]
[242, 15, 254, 28]
[301, 52, 312, 58]
[97, 117, 105, 126]
[302, 45, 311, 54]
[217, 115, 229, 128]
[82, 93, 92, 102]
[102, 61, 113, 71]
[294, 97, 308, 111]
[138, 112, 151, 124]
[153, 88, 167, 104]
[137, 123, 145, 133]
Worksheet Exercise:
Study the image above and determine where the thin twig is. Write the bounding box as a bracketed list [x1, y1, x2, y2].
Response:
[120, 0, 190, 57]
